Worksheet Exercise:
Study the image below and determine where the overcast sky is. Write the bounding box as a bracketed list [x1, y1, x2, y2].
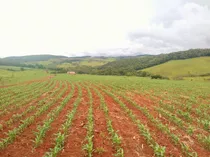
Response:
[0, 0, 210, 57]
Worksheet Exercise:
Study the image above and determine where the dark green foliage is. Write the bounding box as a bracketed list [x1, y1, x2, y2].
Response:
[97, 49, 210, 75]
[1, 49, 210, 76]
[0, 55, 66, 69]
[46, 49, 210, 76]
[151, 75, 169, 80]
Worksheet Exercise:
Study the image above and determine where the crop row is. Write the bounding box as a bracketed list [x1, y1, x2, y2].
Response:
[0, 81, 68, 149]
[33, 82, 74, 147]
[1, 81, 63, 131]
[44, 83, 82, 156]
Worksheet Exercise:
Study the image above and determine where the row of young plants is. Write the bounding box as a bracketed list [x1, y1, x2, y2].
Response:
[1, 81, 62, 129]
[82, 86, 94, 157]
[0, 81, 68, 149]
[0, 82, 52, 131]
[108, 80, 209, 124]
[158, 101, 210, 133]
[44, 83, 82, 157]
[107, 82, 210, 147]
[195, 105, 210, 121]
[156, 106, 210, 150]
[0, 81, 38, 98]
[0, 80, 53, 110]
[0, 81, 44, 104]
[98, 86, 166, 157]
[93, 87, 124, 157]
[158, 99, 210, 133]
[151, 89, 210, 128]
[107, 82, 210, 135]
[33, 82, 74, 147]
[102, 84, 199, 157]
[0, 81, 55, 117]
[0, 83, 33, 103]
[0, 81, 49, 107]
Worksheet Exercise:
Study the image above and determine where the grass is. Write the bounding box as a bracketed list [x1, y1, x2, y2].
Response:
[0, 66, 31, 71]
[143, 57, 210, 79]
[57, 58, 116, 69]
[0, 66, 48, 85]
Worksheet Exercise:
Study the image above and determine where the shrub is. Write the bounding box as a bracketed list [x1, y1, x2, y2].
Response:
[151, 75, 169, 80]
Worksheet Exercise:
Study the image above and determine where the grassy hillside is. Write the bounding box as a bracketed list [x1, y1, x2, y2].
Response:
[1, 49, 210, 77]
[56, 57, 116, 69]
[0, 55, 116, 71]
[96, 49, 210, 75]
[143, 57, 210, 78]
[0, 55, 67, 68]
[0, 66, 48, 85]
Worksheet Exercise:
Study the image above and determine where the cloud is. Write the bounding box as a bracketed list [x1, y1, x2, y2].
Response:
[0, 0, 210, 57]
[128, 1, 210, 54]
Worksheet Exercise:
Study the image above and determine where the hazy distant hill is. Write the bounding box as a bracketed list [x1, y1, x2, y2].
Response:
[1, 49, 210, 78]
[4, 54, 68, 62]
[0, 55, 117, 70]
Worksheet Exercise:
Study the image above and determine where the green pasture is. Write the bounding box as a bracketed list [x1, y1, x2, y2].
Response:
[143, 57, 210, 79]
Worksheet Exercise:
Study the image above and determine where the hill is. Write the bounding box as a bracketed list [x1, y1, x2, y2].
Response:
[1, 49, 210, 77]
[4, 54, 68, 62]
[0, 55, 67, 68]
[143, 57, 210, 79]
[0, 55, 117, 71]
[94, 49, 210, 75]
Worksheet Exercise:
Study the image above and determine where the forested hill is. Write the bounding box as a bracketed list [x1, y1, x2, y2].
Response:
[95, 49, 210, 75]
[1, 49, 210, 76]
[0, 55, 68, 68]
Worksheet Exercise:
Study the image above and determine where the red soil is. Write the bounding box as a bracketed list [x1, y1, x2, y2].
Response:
[0, 81, 57, 133]
[99, 89, 154, 157]
[31, 83, 79, 156]
[58, 86, 89, 157]
[116, 94, 182, 156]
[98, 85, 210, 156]
[130, 92, 210, 157]
[91, 89, 115, 157]
[0, 81, 70, 157]
[0, 81, 209, 157]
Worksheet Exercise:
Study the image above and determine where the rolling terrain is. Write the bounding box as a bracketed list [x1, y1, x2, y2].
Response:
[1, 49, 210, 79]
[143, 57, 210, 79]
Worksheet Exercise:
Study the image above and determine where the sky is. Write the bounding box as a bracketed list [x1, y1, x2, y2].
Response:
[0, 0, 210, 57]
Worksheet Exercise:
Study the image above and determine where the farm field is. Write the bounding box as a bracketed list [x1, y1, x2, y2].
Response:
[0, 74, 210, 157]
